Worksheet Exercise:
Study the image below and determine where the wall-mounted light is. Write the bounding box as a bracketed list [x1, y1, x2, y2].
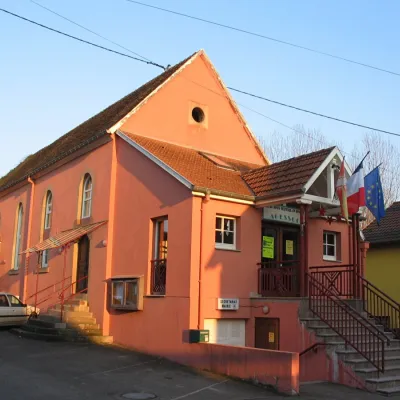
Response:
[102, 240, 108, 247]
[262, 305, 270, 315]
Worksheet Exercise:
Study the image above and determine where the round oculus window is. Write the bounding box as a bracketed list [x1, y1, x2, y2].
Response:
[192, 107, 205, 123]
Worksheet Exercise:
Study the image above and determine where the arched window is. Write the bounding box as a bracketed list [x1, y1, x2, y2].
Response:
[81, 174, 92, 219]
[13, 203, 23, 270]
[44, 191, 52, 230]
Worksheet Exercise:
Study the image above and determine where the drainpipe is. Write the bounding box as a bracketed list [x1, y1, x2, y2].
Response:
[23, 177, 35, 302]
[197, 191, 210, 330]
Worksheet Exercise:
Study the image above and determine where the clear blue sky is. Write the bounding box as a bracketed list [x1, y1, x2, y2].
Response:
[1, 0, 399, 177]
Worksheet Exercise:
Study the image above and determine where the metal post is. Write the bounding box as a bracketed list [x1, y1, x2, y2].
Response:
[34, 252, 41, 315]
[60, 246, 67, 322]
[299, 204, 305, 297]
[355, 214, 361, 299]
[352, 216, 357, 299]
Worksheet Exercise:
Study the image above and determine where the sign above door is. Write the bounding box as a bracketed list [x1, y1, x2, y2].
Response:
[263, 206, 300, 225]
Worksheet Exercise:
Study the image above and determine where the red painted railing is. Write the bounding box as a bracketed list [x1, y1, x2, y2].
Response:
[150, 259, 166, 295]
[56, 275, 88, 321]
[309, 264, 354, 297]
[258, 262, 299, 297]
[358, 274, 400, 339]
[307, 272, 388, 373]
[25, 276, 72, 309]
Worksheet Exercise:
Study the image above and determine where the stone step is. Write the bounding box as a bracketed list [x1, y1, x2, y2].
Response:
[336, 347, 400, 362]
[89, 335, 113, 345]
[28, 317, 66, 330]
[64, 316, 97, 325]
[65, 299, 88, 307]
[346, 355, 400, 370]
[48, 309, 93, 319]
[22, 324, 61, 336]
[365, 375, 400, 392]
[10, 328, 65, 342]
[310, 327, 395, 341]
[73, 293, 88, 301]
[74, 323, 100, 330]
[377, 386, 400, 396]
[355, 366, 400, 380]
[52, 304, 90, 313]
[316, 332, 394, 344]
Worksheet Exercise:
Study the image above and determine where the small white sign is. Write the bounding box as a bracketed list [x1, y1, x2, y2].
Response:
[217, 298, 239, 310]
[263, 205, 300, 225]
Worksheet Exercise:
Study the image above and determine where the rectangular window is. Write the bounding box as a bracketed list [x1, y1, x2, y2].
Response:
[111, 278, 143, 310]
[323, 232, 337, 261]
[41, 249, 49, 269]
[215, 216, 236, 250]
[151, 218, 168, 295]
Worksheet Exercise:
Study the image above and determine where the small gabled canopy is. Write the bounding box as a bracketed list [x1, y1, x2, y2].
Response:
[243, 147, 351, 203]
[21, 221, 107, 254]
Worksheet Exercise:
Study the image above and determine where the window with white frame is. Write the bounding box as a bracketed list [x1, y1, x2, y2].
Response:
[12, 203, 23, 270]
[323, 232, 337, 261]
[41, 249, 49, 269]
[215, 216, 236, 250]
[81, 174, 92, 219]
[44, 191, 52, 229]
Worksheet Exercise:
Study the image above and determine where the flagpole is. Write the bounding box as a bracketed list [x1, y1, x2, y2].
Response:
[359, 151, 370, 165]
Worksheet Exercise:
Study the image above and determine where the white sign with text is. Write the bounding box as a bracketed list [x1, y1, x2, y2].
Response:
[217, 298, 239, 310]
[263, 205, 300, 225]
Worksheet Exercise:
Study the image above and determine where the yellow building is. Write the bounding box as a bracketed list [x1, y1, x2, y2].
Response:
[364, 201, 400, 303]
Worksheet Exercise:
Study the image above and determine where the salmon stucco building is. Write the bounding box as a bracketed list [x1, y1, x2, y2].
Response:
[1, 50, 399, 395]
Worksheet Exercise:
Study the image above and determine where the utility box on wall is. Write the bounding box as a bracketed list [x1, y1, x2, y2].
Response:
[183, 329, 210, 343]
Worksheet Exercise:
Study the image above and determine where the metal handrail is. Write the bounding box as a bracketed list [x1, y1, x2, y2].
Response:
[26, 276, 72, 301]
[307, 272, 387, 373]
[299, 342, 326, 357]
[309, 264, 354, 270]
[358, 273, 400, 339]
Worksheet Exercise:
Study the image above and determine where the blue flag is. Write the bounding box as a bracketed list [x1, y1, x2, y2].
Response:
[364, 167, 385, 224]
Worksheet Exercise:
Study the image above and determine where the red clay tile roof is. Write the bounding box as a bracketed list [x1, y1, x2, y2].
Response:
[0, 54, 195, 192]
[363, 201, 400, 244]
[242, 147, 335, 198]
[121, 132, 260, 198]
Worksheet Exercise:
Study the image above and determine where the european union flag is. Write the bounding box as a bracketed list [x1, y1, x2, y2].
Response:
[364, 167, 385, 224]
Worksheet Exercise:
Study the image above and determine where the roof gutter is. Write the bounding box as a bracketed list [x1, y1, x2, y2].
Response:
[192, 186, 255, 204]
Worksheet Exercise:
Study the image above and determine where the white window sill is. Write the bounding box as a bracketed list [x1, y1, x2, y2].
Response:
[323, 257, 341, 263]
[8, 269, 19, 275]
[215, 246, 240, 252]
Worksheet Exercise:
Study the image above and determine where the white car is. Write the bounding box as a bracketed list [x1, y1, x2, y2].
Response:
[0, 292, 39, 327]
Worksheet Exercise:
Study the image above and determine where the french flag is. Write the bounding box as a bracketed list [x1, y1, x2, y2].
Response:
[347, 160, 366, 215]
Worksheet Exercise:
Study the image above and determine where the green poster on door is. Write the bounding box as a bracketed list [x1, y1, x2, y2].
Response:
[262, 236, 274, 259]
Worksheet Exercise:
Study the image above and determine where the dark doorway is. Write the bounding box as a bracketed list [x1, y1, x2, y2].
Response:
[255, 318, 280, 350]
[76, 235, 90, 293]
[260, 223, 300, 296]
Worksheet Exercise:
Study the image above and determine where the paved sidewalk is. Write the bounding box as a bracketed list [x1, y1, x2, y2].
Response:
[1, 329, 399, 399]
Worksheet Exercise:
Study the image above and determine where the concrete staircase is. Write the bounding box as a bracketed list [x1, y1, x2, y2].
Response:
[11, 294, 112, 344]
[302, 310, 400, 396]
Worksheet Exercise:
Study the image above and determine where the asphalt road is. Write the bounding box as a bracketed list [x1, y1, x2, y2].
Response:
[0, 329, 399, 400]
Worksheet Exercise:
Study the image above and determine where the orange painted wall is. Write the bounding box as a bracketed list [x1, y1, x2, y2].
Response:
[197, 198, 262, 326]
[108, 138, 195, 357]
[120, 53, 266, 166]
[0, 184, 31, 298]
[0, 142, 113, 328]
[307, 218, 351, 267]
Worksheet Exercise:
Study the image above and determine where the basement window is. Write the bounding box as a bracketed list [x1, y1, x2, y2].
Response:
[110, 277, 144, 311]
